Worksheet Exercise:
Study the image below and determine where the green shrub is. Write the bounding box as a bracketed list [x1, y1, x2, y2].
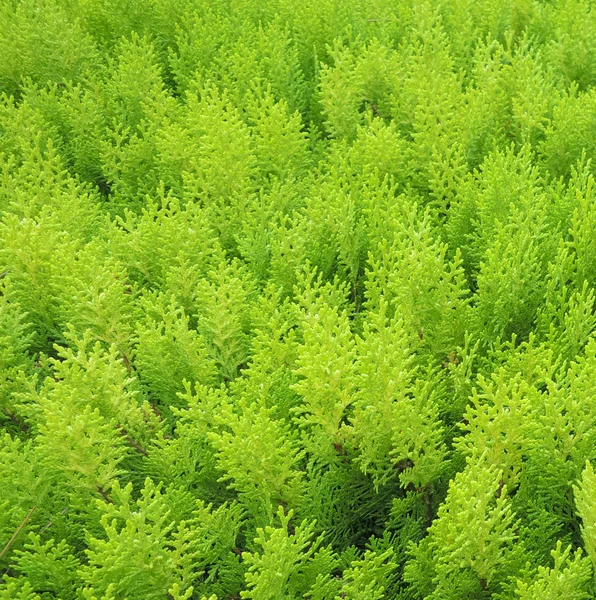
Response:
[5, 0, 596, 597]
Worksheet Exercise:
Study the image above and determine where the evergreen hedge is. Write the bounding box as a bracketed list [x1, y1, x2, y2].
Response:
[3, 0, 596, 597]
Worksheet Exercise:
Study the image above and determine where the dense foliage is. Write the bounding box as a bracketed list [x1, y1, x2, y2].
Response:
[4, 0, 596, 597]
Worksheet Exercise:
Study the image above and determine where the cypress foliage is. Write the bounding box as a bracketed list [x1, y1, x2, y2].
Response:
[5, 0, 596, 597]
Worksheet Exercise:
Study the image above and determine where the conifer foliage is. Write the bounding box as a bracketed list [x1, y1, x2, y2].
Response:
[4, 0, 596, 597]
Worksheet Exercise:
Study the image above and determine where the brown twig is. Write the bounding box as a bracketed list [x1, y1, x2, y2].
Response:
[121, 353, 131, 373]
[2, 408, 29, 434]
[97, 487, 114, 504]
[118, 426, 148, 456]
[496, 478, 505, 499]
[0, 506, 37, 560]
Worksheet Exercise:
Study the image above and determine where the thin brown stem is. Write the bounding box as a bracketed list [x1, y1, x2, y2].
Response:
[97, 487, 114, 504]
[2, 408, 29, 434]
[118, 426, 148, 456]
[0, 506, 37, 560]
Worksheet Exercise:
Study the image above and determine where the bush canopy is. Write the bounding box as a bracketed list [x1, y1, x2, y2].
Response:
[3, 0, 596, 597]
